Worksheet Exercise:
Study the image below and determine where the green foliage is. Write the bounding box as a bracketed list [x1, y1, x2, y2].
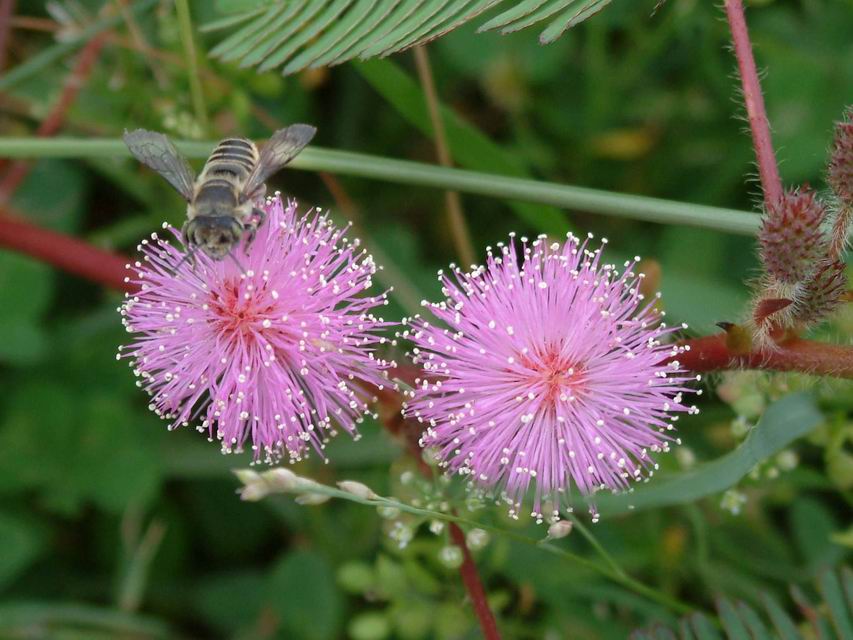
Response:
[1, 1, 852, 638]
[205, 0, 618, 77]
[592, 393, 825, 517]
[631, 568, 853, 640]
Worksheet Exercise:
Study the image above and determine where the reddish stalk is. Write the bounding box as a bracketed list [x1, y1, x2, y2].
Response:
[0, 0, 15, 71]
[0, 212, 132, 292]
[724, 0, 783, 209]
[449, 521, 502, 640]
[676, 333, 853, 379]
[0, 33, 106, 200]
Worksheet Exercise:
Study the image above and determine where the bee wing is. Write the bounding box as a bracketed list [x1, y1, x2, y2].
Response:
[242, 124, 316, 200]
[123, 129, 196, 202]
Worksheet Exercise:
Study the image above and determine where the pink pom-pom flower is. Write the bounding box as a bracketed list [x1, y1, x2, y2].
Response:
[401, 233, 698, 522]
[119, 196, 395, 464]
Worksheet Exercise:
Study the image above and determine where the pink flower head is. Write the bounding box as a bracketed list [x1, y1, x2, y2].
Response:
[401, 233, 698, 522]
[119, 196, 395, 463]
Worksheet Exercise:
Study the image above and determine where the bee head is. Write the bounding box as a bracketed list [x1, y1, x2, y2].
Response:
[184, 216, 244, 260]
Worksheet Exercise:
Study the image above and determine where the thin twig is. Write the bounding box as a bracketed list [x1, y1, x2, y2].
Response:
[0, 210, 132, 292]
[0, 0, 15, 71]
[0, 33, 106, 201]
[724, 0, 783, 209]
[448, 521, 502, 640]
[174, 0, 208, 135]
[115, 0, 169, 88]
[413, 45, 476, 267]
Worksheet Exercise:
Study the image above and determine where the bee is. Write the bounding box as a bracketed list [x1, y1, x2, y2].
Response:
[123, 125, 316, 261]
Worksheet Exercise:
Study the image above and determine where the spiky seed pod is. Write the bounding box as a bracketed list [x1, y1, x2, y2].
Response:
[829, 108, 853, 207]
[829, 108, 853, 257]
[794, 259, 847, 325]
[759, 188, 829, 284]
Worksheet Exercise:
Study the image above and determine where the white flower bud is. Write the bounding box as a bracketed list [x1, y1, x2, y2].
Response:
[238, 482, 270, 502]
[262, 467, 300, 492]
[295, 492, 331, 505]
[547, 520, 573, 540]
[429, 520, 445, 535]
[466, 528, 490, 551]
[337, 480, 378, 500]
[438, 545, 464, 569]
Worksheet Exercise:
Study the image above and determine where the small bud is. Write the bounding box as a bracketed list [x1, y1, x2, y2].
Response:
[720, 489, 747, 515]
[262, 467, 300, 492]
[794, 259, 846, 325]
[388, 521, 414, 549]
[546, 520, 573, 540]
[295, 492, 331, 505]
[776, 449, 799, 471]
[466, 528, 490, 551]
[238, 482, 270, 502]
[377, 504, 401, 519]
[428, 519, 445, 535]
[438, 545, 464, 569]
[759, 188, 829, 283]
[829, 107, 853, 207]
[233, 469, 262, 487]
[337, 480, 378, 500]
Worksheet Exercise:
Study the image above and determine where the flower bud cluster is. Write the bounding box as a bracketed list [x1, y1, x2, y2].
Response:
[754, 107, 853, 337]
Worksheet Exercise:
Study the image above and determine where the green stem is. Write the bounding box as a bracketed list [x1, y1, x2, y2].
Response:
[174, 0, 209, 134]
[264, 480, 699, 616]
[0, 138, 760, 235]
[0, 0, 158, 92]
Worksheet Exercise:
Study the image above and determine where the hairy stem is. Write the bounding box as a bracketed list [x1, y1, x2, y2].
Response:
[413, 46, 476, 267]
[676, 333, 853, 378]
[724, 0, 783, 208]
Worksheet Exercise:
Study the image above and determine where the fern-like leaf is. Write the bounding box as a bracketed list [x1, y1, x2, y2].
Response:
[203, 0, 618, 75]
[630, 567, 853, 640]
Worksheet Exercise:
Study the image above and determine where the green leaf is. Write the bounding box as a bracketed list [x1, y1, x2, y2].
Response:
[817, 570, 853, 640]
[592, 393, 824, 517]
[0, 382, 162, 515]
[193, 571, 266, 634]
[789, 497, 845, 573]
[0, 512, 47, 590]
[268, 550, 342, 640]
[203, 0, 620, 75]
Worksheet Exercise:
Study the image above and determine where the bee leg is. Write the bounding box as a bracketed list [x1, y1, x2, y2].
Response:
[244, 208, 266, 249]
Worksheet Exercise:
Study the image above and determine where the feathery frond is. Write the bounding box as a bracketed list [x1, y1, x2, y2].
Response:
[203, 0, 616, 76]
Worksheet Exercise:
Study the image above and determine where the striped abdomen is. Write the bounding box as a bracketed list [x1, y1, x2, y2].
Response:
[195, 138, 259, 206]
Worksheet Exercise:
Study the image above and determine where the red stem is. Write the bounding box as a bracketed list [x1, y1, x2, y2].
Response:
[724, 0, 783, 209]
[0, 0, 15, 71]
[0, 212, 132, 292]
[675, 333, 853, 378]
[449, 521, 502, 640]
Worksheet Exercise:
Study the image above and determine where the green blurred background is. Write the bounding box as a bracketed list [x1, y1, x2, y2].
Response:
[0, 0, 852, 638]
